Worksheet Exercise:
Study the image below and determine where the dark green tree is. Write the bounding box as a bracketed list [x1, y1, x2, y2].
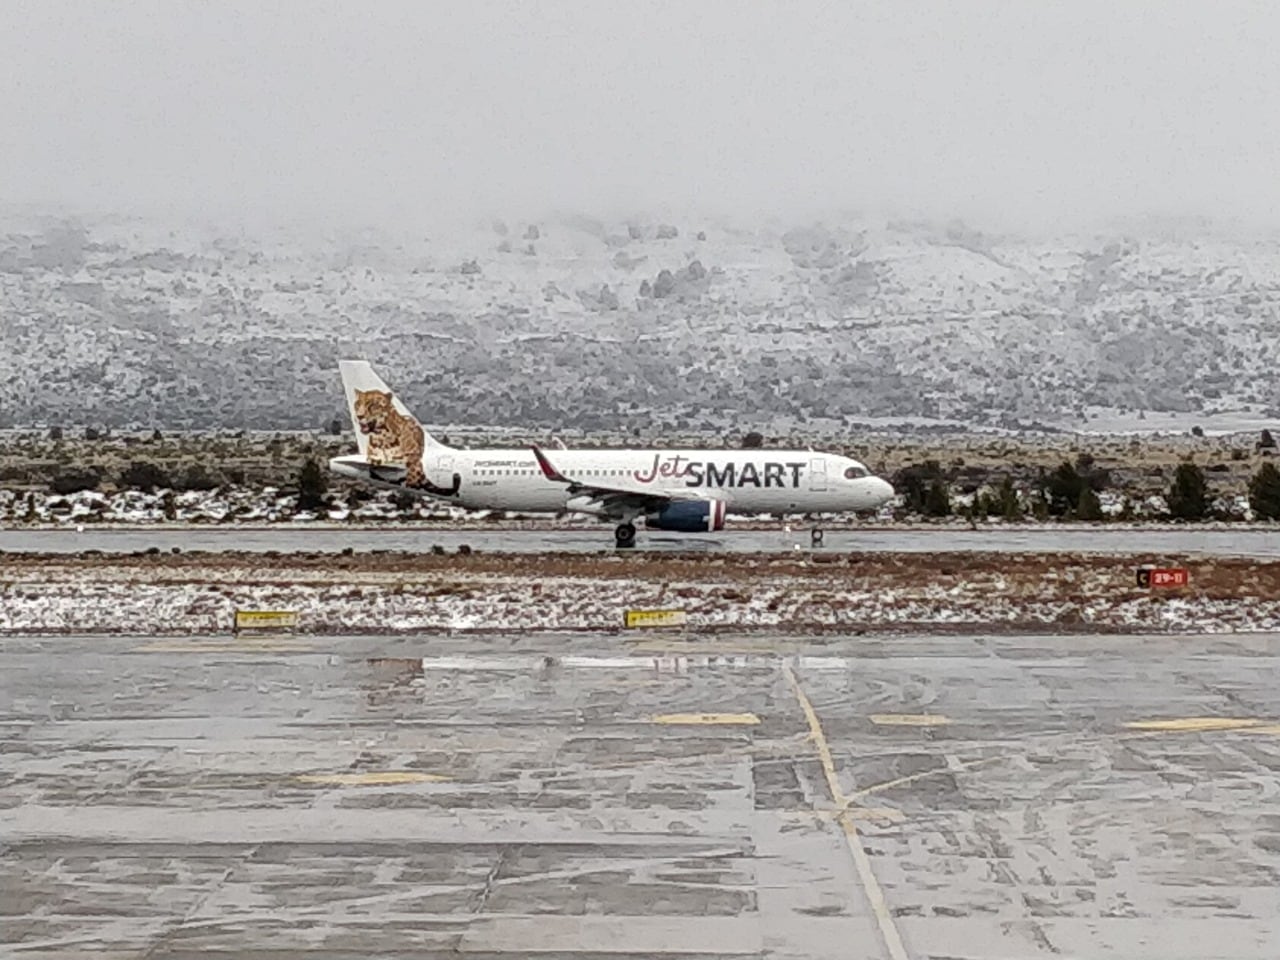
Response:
[923, 479, 951, 517]
[177, 463, 220, 492]
[893, 461, 945, 515]
[119, 461, 171, 492]
[50, 468, 101, 495]
[1249, 462, 1280, 520]
[994, 475, 1023, 521]
[1028, 488, 1050, 521]
[1044, 461, 1085, 517]
[1166, 462, 1209, 521]
[741, 431, 764, 449]
[1076, 486, 1104, 521]
[1074, 452, 1111, 492]
[297, 458, 327, 511]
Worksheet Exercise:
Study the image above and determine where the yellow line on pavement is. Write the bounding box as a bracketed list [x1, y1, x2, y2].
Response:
[295, 772, 451, 786]
[650, 713, 761, 726]
[783, 662, 910, 960]
[1124, 717, 1268, 733]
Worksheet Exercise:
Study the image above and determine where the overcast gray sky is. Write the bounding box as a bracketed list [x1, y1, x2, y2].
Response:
[3, 1, 1279, 228]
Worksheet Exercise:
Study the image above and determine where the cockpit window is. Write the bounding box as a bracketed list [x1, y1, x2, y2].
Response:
[844, 465, 869, 479]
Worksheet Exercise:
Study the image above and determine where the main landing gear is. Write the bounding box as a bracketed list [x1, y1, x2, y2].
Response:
[614, 522, 637, 549]
[810, 526, 825, 546]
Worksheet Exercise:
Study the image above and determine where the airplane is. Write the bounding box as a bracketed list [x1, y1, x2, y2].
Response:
[329, 360, 895, 548]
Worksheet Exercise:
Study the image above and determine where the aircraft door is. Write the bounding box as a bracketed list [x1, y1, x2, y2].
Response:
[809, 457, 827, 492]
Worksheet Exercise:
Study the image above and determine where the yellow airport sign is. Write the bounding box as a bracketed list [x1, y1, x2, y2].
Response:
[624, 609, 688, 628]
[234, 609, 301, 632]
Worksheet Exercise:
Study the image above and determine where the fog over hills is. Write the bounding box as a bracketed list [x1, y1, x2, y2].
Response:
[5, 5, 1280, 437]
[1, 211, 1277, 434]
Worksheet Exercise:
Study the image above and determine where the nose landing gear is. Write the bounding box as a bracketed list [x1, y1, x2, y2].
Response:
[614, 522, 637, 549]
[811, 527, 825, 546]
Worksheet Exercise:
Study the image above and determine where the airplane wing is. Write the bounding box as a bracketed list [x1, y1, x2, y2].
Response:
[531, 445, 708, 514]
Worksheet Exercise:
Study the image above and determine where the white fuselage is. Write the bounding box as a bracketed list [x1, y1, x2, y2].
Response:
[332, 446, 895, 518]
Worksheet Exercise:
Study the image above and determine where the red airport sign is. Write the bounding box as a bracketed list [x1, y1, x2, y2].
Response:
[1135, 567, 1190, 589]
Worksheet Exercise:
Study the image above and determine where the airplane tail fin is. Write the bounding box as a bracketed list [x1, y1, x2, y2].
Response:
[338, 360, 449, 459]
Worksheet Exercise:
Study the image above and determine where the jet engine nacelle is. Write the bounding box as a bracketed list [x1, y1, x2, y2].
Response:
[645, 499, 726, 532]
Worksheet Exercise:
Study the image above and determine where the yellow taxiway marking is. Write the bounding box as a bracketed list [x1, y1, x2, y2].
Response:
[650, 712, 761, 726]
[870, 713, 950, 727]
[783, 662, 910, 960]
[1125, 717, 1269, 733]
[295, 772, 451, 786]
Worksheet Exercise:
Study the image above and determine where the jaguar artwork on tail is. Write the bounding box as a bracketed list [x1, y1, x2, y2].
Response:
[352, 387, 462, 497]
[353, 388, 427, 487]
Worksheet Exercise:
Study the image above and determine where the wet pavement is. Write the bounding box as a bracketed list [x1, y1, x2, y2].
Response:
[2, 525, 1279, 557]
[3, 630, 1280, 958]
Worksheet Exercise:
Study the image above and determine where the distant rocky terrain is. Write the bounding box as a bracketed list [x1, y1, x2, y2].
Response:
[2, 210, 1278, 433]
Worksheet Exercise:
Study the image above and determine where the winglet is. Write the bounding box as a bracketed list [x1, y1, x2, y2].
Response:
[531, 445, 572, 483]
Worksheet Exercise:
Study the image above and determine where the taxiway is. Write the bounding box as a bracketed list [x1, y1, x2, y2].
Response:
[3, 630, 1279, 958]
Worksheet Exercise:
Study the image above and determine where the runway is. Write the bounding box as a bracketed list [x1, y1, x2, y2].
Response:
[3, 630, 1279, 958]
[2, 525, 1278, 557]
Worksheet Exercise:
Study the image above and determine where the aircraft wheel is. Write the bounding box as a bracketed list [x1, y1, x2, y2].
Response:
[615, 522, 637, 549]
[811, 527, 825, 546]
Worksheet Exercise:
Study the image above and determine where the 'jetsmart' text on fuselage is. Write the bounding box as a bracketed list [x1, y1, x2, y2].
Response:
[633, 454, 806, 488]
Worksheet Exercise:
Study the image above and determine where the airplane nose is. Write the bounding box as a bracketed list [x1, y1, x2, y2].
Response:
[871, 477, 895, 504]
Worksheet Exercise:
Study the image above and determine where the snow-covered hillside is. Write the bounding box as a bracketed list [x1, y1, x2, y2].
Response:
[2, 211, 1278, 430]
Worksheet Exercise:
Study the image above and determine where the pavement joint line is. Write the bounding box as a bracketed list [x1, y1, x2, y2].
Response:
[869, 713, 951, 727]
[294, 772, 452, 786]
[783, 660, 910, 960]
[132, 638, 314, 653]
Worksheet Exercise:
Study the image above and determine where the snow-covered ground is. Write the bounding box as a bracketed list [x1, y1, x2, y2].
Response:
[3, 554, 1277, 635]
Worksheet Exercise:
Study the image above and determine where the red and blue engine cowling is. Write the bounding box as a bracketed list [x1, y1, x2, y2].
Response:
[644, 499, 727, 532]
